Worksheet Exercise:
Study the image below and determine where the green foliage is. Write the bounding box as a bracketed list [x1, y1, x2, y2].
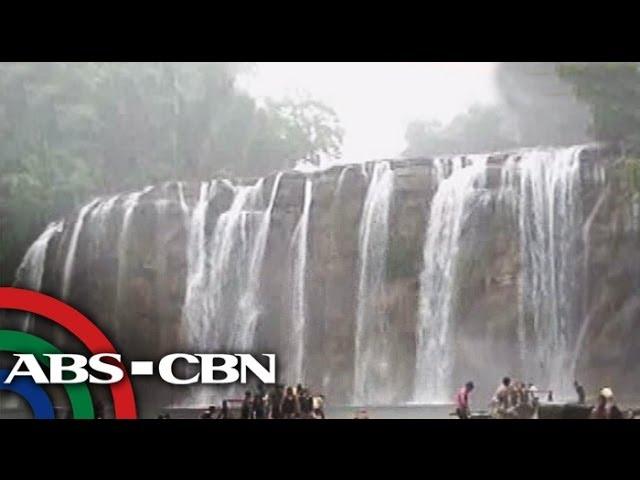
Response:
[266, 97, 344, 167]
[495, 62, 591, 146]
[556, 63, 640, 154]
[404, 63, 595, 158]
[625, 158, 640, 194]
[0, 62, 343, 284]
[405, 62, 640, 163]
[403, 104, 517, 157]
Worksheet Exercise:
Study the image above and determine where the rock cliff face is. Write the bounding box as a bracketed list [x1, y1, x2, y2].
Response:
[12, 144, 640, 415]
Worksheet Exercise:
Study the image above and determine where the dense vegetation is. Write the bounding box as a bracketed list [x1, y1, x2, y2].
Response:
[0, 62, 344, 284]
[403, 104, 518, 157]
[4, 62, 640, 286]
[558, 63, 640, 197]
[557, 63, 640, 155]
[403, 62, 640, 158]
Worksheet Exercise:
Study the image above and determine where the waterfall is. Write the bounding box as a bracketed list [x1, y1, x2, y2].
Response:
[354, 161, 394, 405]
[91, 194, 120, 231]
[182, 177, 280, 352]
[360, 162, 368, 179]
[232, 173, 283, 351]
[114, 187, 153, 327]
[14, 221, 64, 330]
[15, 220, 64, 291]
[177, 181, 189, 216]
[517, 146, 584, 399]
[498, 154, 520, 218]
[182, 181, 216, 349]
[569, 180, 609, 384]
[87, 194, 121, 255]
[206, 180, 265, 350]
[496, 154, 527, 368]
[17, 142, 612, 409]
[61, 199, 100, 300]
[334, 166, 353, 200]
[414, 156, 487, 404]
[180, 176, 282, 404]
[287, 178, 313, 385]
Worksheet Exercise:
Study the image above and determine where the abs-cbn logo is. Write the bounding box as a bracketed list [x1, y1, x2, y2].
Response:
[0, 287, 275, 419]
[5, 352, 276, 385]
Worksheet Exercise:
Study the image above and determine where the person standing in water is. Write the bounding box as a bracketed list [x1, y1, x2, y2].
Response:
[313, 394, 326, 419]
[299, 388, 313, 418]
[490, 377, 512, 418]
[200, 405, 216, 419]
[270, 384, 284, 419]
[590, 392, 608, 419]
[574, 380, 586, 404]
[282, 387, 298, 419]
[494, 378, 511, 407]
[217, 400, 230, 419]
[253, 389, 266, 419]
[526, 382, 540, 414]
[528, 383, 538, 403]
[590, 388, 623, 419]
[455, 381, 474, 419]
[601, 387, 623, 419]
[241, 391, 253, 419]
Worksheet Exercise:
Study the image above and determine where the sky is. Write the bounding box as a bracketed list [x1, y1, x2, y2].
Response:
[238, 62, 498, 164]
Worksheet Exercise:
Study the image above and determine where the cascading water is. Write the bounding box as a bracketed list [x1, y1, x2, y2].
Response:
[570, 175, 610, 382]
[86, 194, 121, 257]
[17, 142, 624, 411]
[354, 161, 394, 405]
[182, 181, 216, 350]
[286, 178, 313, 385]
[495, 153, 528, 369]
[334, 165, 353, 200]
[180, 176, 283, 404]
[91, 194, 120, 234]
[177, 181, 189, 217]
[14, 221, 64, 330]
[517, 146, 584, 399]
[414, 156, 487, 404]
[113, 187, 153, 328]
[61, 199, 100, 300]
[15, 221, 64, 292]
[205, 180, 264, 350]
[232, 173, 283, 351]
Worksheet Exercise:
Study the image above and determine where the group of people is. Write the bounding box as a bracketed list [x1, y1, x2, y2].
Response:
[198, 384, 326, 419]
[455, 376, 630, 419]
[491, 377, 546, 418]
[242, 384, 325, 419]
[456, 377, 546, 419]
[574, 382, 631, 418]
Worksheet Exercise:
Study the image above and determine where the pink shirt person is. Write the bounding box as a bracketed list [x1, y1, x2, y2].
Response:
[455, 381, 474, 419]
[456, 387, 470, 410]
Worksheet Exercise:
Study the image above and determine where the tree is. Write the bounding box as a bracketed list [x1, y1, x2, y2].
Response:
[557, 62, 640, 154]
[0, 62, 344, 284]
[266, 97, 344, 168]
[403, 63, 599, 158]
[403, 104, 517, 157]
[494, 62, 592, 147]
[557, 63, 640, 196]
